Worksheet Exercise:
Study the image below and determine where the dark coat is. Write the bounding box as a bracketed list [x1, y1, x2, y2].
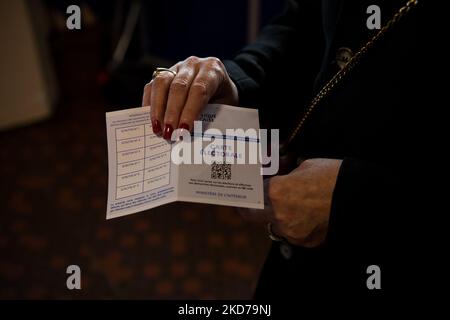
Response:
[224, 0, 422, 297]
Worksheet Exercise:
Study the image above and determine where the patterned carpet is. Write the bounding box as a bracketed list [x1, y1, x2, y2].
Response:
[0, 99, 270, 299]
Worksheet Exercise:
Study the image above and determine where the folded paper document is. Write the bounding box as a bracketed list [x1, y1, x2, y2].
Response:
[105, 104, 264, 219]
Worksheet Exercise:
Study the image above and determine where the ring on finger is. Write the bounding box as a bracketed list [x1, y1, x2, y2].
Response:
[152, 67, 177, 79]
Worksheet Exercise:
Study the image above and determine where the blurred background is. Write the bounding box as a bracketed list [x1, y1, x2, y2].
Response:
[0, 0, 286, 299]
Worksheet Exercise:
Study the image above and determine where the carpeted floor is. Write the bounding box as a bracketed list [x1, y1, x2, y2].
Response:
[0, 99, 270, 299]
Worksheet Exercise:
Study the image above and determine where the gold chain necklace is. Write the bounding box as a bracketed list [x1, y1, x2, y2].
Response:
[280, 0, 419, 155]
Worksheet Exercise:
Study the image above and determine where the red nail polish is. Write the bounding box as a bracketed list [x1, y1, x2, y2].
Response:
[152, 119, 162, 135]
[179, 123, 190, 131]
[163, 124, 173, 140]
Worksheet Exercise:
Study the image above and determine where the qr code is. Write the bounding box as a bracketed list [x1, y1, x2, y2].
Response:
[211, 162, 231, 180]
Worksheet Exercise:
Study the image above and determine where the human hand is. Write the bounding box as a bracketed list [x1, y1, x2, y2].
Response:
[239, 159, 343, 248]
[142, 56, 239, 139]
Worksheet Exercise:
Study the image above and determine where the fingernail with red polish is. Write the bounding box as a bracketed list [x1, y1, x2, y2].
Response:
[179, 123, 190, 131]
[163, 124, 173, 140]
[152, 119, 162, 135]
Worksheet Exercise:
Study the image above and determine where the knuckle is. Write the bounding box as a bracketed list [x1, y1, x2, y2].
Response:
[186, 55, 200, 64]
[208, 58, 224, 73]
[153, 74, 172, 87]
[206, 56, 222, 65]
[169, 78, 189, 92]
[190, 82, 209, 98]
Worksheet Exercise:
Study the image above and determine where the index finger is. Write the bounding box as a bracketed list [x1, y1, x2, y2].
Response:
[177, 65, 221, 131]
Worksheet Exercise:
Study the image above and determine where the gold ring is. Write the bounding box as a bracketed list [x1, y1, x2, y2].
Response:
[267, 222, 284, 242]
[152, 67, 177, 79]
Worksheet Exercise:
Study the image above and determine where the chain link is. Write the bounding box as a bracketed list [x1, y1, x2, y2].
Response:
[281, 0, 419, 154]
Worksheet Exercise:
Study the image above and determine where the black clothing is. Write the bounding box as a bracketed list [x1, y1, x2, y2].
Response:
[224, 0, 421, 297]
